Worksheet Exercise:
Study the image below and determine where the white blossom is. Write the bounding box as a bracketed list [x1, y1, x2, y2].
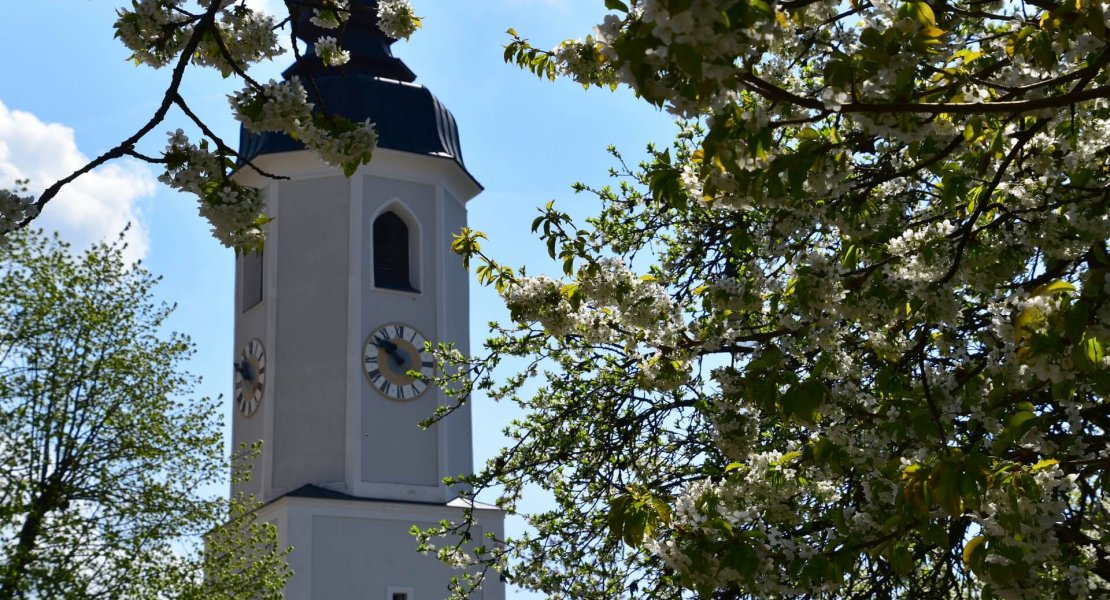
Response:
[376, 0, 420, 40]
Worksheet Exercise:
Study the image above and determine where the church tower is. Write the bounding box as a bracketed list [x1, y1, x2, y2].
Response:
[230, 3, 503, 598]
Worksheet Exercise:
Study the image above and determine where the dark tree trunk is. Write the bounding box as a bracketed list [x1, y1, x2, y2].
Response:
[0, 478, 66, 600]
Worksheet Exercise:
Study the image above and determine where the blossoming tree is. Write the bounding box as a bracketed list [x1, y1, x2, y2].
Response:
[426, 0, 1110, 598]
[0, 0, 419, 251]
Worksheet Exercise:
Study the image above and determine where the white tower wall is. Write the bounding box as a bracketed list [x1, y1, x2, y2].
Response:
[231, 149, 501, 599]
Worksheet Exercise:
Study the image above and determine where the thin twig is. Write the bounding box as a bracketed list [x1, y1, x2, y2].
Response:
[13, 1, 225, 232]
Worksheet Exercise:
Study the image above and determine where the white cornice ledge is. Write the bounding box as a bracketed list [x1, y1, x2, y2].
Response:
[233, 148, 482, 202]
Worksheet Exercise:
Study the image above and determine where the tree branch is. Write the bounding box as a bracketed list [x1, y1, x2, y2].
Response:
[172, 94, 289, 182]
[12, 1, 225, 232]
[740, 72, 1110, 116]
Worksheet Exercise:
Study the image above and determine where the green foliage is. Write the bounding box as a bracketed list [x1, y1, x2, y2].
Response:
[504, 29, 559, 82]
[0, 230, 289, 599]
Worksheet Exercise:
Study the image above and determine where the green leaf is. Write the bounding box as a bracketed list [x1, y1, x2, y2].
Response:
[963, 536, 987, 574]
[622, 510, 648, 547]
[671, 44, 703, 79]
[797, 126, 821, 140]
[1064, 300, 1090, 340]
[1014, 305, 1044, 344]
[1084, 336, 1104, 364]
[783, 378, 826, 423]
[824, 57, 853, 88]
[964, 120, 979, 142]
[929, 461, 964, 517]
[773, 451, 802, 466]
[812, 438, 836, 465]
[966, 184, 986, 214]
[1031, 459, 1058, 472]
[722, 541, 758, 578]
[608, 494, 630, 539]
[993, 411, 1039, 453]
[909, 1, 936, 27]
[604, 0, 630, 11]
[1008, 410, 1037, 431]
[889, 543, 914, 575]
[1051, 381, 1075, 402]
[839, 244, 860, 270]
[1033, 279, 1076, 296]
[860, 27, 883, 48]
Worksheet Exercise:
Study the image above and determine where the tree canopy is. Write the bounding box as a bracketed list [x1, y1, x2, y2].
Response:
[430, 0, 1110, 598]
[0, 230, 289, 599]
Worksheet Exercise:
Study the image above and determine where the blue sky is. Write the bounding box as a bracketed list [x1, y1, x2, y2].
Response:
[1, 1, 674, 594]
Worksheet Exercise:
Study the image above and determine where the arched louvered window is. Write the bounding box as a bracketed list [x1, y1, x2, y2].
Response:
[374, 211, 417, 292]
[241, 250, 263, 311]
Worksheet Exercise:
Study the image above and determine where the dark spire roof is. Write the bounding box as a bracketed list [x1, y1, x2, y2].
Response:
[238, 0, 475, 183]
[285, 0, 416, 82]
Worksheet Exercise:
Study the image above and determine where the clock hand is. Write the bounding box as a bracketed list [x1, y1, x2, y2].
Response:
[389, 346, 409, 370]
[375, 338, 407, 369]
[234, 358, 254, 382]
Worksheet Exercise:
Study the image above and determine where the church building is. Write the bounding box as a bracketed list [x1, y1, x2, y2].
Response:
[230, 2, 504, 597]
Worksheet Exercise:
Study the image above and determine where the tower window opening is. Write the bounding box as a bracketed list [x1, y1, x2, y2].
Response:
[373, 211, 417, 292]
[387, 586, 414, 600]
[241, 250, 263, 311]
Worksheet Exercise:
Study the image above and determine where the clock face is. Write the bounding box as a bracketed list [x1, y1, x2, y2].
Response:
[234, 339, 266, 417]
[363, 323, 434, 401]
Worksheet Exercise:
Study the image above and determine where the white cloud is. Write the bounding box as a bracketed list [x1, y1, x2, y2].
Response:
[0, 100, 156, 262]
